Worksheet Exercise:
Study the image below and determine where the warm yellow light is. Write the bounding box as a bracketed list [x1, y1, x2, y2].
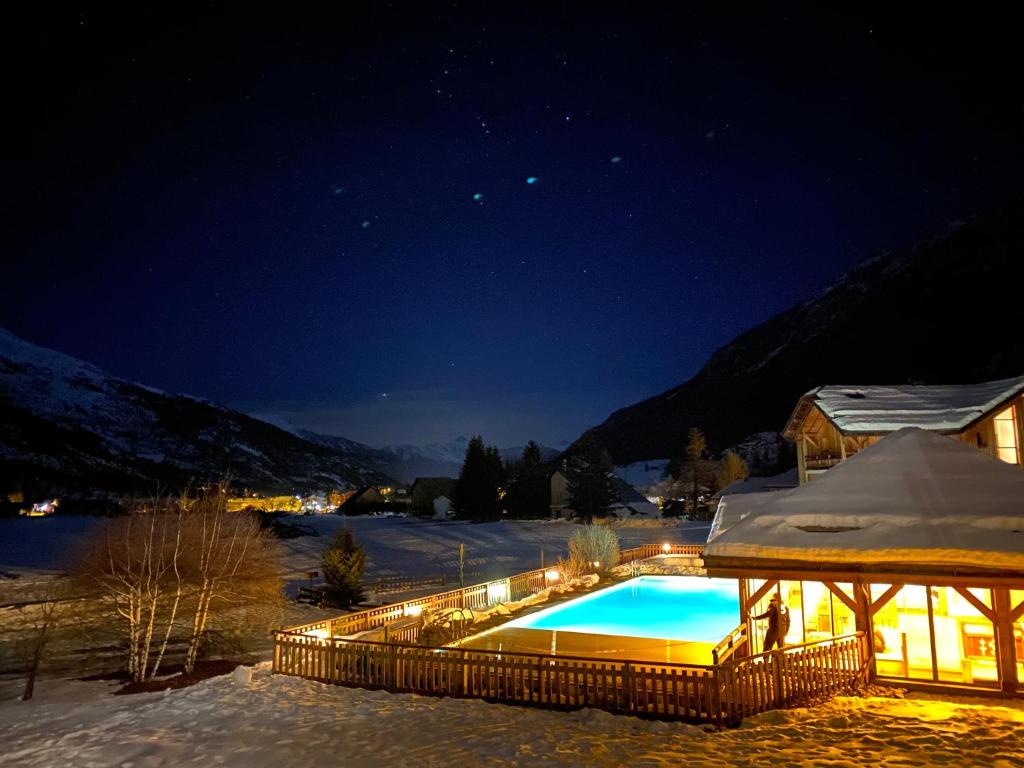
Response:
[662, 543, 672, 553]
[592, 561, 601, 569]
[404, 604, 423, 617]
[544, 569, 560, 581]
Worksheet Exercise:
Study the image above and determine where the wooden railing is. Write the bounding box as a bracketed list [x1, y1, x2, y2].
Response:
[711, 623, 748, 665]
[718, 632, 868, 722]
[272, 630, 868, 726]
[273, 633, 723, 723]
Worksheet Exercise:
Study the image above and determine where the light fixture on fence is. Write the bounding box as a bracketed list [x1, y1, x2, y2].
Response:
[662, 542, 672, 553]
[404, 604, 423, 617]
[544, 569, 561, 582]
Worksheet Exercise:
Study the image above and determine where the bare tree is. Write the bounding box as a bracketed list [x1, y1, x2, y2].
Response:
[76, 497, 185, 683]
[180, 493, 282, 674]
[19, 582, 65, 701]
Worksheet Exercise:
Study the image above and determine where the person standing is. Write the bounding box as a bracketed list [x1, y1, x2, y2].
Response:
[751, 593, 790, 652]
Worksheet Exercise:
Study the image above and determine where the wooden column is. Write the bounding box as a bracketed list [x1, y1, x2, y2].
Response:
[993, 588, 1019, 694]
[738, 578, 751, 658]
[796, 435, 807, 485]
[852, 581, 876, 682]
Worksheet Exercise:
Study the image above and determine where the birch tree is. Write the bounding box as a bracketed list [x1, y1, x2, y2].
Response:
[180, 493, 282, 674]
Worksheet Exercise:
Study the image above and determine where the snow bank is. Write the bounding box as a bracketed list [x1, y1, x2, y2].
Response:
[1, 665, 1021, 767]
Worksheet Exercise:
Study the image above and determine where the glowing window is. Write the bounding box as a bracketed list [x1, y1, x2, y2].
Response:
[993, 405, 1019, 464]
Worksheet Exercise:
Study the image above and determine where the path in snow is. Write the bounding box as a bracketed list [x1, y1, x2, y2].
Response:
[1, 664, 1022, 768]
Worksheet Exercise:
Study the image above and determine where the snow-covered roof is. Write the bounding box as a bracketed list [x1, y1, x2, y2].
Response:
[712, 468, 799, 500]
[703, 428, 1024, 572]
[708, 491, 774, 543]
[784, 374, 1024, 436]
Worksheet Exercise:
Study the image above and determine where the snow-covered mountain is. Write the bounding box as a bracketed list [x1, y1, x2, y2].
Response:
[571, 207, 1024, 471]
[0, 328, 393, 498]
[376, 438, 563, 483]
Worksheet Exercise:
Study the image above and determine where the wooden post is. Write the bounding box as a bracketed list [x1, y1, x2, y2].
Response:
[993, 588, 1019, 694]
[772, 652, 783, 708]
[852, 581, 876, 683]
[796, 434, 807, 485]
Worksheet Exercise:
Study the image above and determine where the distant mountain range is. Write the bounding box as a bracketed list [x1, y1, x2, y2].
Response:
[578, 207, 1024, 470]
[375, 438, 563, 483]
[0, 328, 566, 496]
[0, 328, 393, 498]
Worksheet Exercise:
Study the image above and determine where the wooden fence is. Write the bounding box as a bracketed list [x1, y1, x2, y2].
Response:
[272, 631, 868, 726]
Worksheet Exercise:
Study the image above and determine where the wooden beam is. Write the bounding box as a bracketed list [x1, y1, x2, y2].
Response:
[870, 584, 902, 616]
[823, 581, 857, 613]
[1010, 595, 1024, 624]
[952, 586, 996, 622]
[745, 579, 779, 612]
[703, 564, 1024, 588]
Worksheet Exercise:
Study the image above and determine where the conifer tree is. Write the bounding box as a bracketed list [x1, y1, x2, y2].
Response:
[321, 528, 366, 608]
[504, 440, 550, 518]
[566, 430, 617, 523]
[453, 435, 504, 520]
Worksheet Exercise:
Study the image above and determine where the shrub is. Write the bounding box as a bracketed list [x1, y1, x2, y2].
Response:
[321, 528, 366, 608]
[567, 524, 620, 576]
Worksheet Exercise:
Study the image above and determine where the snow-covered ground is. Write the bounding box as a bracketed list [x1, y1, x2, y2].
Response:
[271, 516, 709, 595]
[2, 663, 1022, 767]
[0, 515, 709, 579]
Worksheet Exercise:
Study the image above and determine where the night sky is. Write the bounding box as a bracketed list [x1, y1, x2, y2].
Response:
[4, 6, 1021, 447]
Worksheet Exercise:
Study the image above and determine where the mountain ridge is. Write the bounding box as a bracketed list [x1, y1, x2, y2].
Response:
[579, 207, 1024, 469]
[0, 328, 393, 497]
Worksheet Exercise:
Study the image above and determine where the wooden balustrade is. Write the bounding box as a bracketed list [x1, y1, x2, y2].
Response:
[272, 630, 866, 726]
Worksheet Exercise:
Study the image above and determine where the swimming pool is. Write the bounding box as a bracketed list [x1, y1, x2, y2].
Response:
[505, 575, 739, 643]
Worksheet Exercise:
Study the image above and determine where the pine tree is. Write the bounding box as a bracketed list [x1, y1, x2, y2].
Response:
[453, 436, 504, 520]
[504, 440, 550, 518]
[321, 528, 365, 608]
[566, 430, 617, 523]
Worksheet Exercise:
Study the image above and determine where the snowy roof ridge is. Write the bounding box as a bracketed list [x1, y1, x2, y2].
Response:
[788, 373, 1024, 435]
[704, 428, 1024, 572]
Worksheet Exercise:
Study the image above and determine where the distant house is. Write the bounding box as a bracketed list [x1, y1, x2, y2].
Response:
[784, 374, 1024, 484]
[549, 470, 660, 518]
[711, 468, 799, 501]
[409, 477, 457, 510]
[347, 487, 389, 506]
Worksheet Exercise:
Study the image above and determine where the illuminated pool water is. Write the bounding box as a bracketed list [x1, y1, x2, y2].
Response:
[506, 575, 739, 643]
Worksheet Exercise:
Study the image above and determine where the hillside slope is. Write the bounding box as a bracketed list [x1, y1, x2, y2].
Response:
[0, 329, 392, 497]
[585, 207, 1024, 467]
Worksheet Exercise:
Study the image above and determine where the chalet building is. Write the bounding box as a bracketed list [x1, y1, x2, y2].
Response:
[785, 374, 1024, 484]
[549, 470, 659, 518]
[705, 427, 1024, 695]
[409, 477, 456, 510]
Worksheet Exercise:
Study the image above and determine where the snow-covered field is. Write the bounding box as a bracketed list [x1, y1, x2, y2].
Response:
[274, 515, 709, 592]
[0, 515, 709, 579]
[2, 663, 1022, 767]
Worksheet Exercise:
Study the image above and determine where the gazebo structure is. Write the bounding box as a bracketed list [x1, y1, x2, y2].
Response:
[704, 427, 1024, 694]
